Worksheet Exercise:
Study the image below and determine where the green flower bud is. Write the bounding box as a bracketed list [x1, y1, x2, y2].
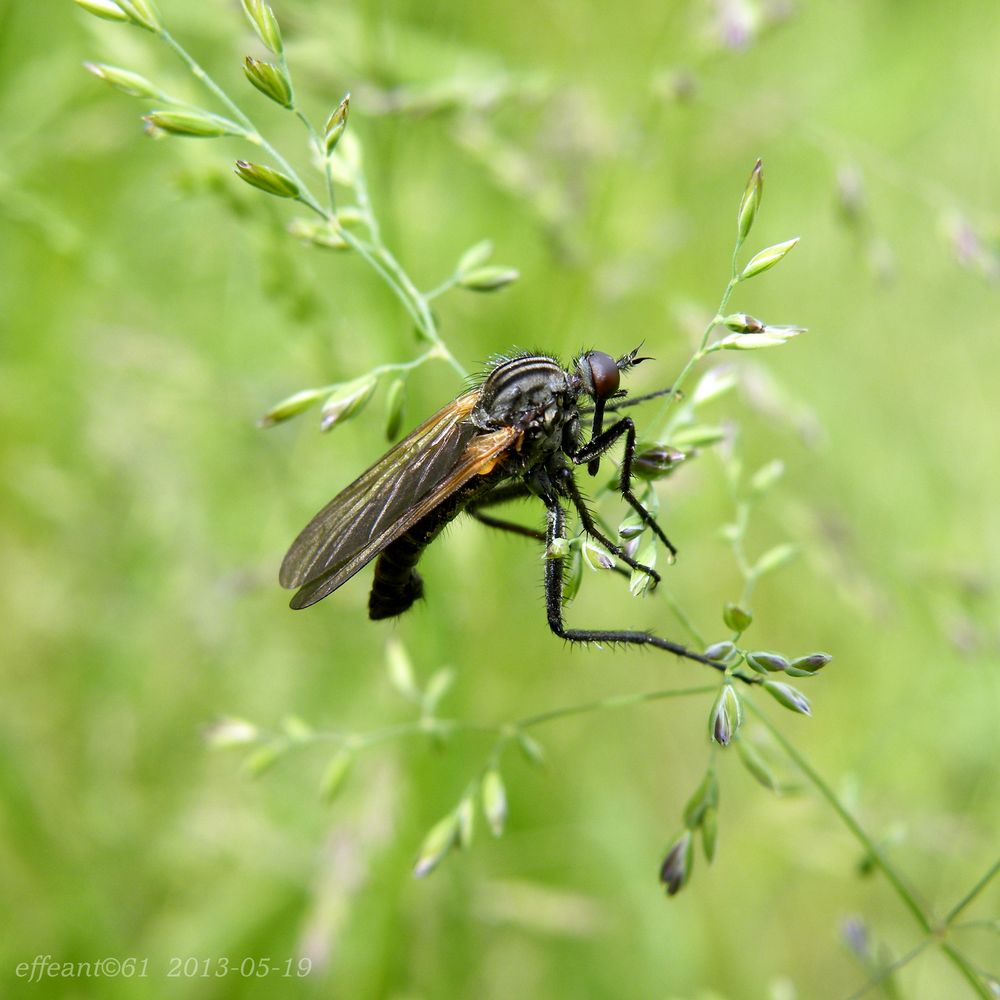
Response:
[709, 685, 741, 747]
[482, 769, 507, 837]
[786, 652, 833, 676]
[545, 537, 571, 560]
[243, 56, 292, 108]
[287, 218, 349, 250]
[328, 130, 362, 186]
[749, 459, 784, 496]
[632, 444, 686, 480]
[84, 62, 160, 98]
[240, 0, 283, 54]
[739, 237, 800, 281]
[736, 738, 779, 791]
[73, 0, 129, 23]
[423, 668, 454, 713]
[324, 93, 350, 154]
[335, 207, 366, 231]
[281, 715, 312, 742]
[745, 650, 789, 674]
[763, 680, 812, 716]
[617, 509, 646, 539]
[629, 540, 657, 597]
[562, 542, 584, 604]
[146, 110, 242, 138]
[456, 239, 494, 275]
[516, 730, 546, 767]
[456, 797, 475, 849]
[243, 742, 284, 777]
[320, 749, 354, 803]
[234, 159, 300, 198]
[257, 387, 326, 427]
[737, 158, 763, 242]
[458, 266, 520, 292]
[762, 324, 806, 339]
[691, 367, 738, 406]
[114, 0, 161, 30]
[659, 831, 693, 896]
[718, 332, 789, 351]
[701, 805, 718, 863]
[721, 312, 765, 333]
[723, 602, 752, 633]
[385, 638, 419, 701]
[582, 540, 615, 572]
[203, 716, 258, 748]
[682, 770, 718, 829]
[752, 543, 797, 577]
[836, 164, 865, 221]
[704, 640, 737, 662]
[413, 812, 460, 878]
[384, 378, 406, 440]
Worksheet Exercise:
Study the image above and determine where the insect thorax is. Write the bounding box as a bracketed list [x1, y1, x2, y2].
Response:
[472, 355, 580, 462]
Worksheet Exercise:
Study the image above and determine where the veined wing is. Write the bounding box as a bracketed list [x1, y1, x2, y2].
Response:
[280, 389, 522, 607]
[280, 390, 479, 589]
[286, 421, 521, 609]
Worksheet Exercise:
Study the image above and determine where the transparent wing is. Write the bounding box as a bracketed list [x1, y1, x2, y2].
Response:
[280, 388, 521, 607]
[286, 423, 521, 609]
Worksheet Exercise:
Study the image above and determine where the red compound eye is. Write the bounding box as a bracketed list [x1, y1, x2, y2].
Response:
[584, 350, 620, 401]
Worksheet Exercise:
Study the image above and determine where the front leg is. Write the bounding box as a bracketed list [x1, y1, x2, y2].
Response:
[571, 416, 677, 559]
[466, 481, 546, 542]
[542, 494, 722, 670]
[557, 467, 660, 586]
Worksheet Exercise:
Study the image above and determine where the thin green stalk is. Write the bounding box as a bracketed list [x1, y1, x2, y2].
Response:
[731, 500, 754, 583]
[517, 684, 716, 729]
[302, 349, 452, 400]
[351, 718, 493, 750]
[269, 684, 717, 759]
[342, 169, 466, 379]
[746, 699, 934, 934]
[365, 349, 447, 380]
[951, 919, 1000, 935]
[425, 275, 461, 301]
[842, 939, 931, 1000]
[352, 160, 382, 245]
[291, 105, 337, 216]
[655, 273, 739, 432]
[157, 30, 254, 129]
[748, 707, 995, 997]
[658, 586, 708, 648]
[721, 472, 758, 611]
[153, 12, 472, 384]
[945, 858, 1000, 925]
[336, 228, 437, 348]
[158, 29, 328, 218]
[364, 241, 466, 378]
[939, 944, 994, 1000]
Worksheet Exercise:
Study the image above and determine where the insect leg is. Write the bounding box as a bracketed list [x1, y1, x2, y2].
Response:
[466, 482, 546, 542]
[542, 496, 723, 670]
[559, 468, 661, 585]
[577, 385, 678, 417]
[604, 385, 678, 411]
[572, 416, 677, 558]
[472, 481, 649, 583]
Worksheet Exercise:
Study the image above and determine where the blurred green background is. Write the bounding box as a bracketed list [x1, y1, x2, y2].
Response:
[2, 1, 999, 997]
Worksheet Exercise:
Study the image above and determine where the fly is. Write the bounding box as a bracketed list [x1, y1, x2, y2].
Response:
[280, 348, 721, 669]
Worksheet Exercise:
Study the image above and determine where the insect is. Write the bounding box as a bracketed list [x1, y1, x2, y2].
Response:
[280, 348, 721, 669]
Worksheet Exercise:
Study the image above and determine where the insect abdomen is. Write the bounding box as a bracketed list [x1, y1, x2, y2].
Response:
[368, 531, 426, 619]
[367, 474, 501, 619]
